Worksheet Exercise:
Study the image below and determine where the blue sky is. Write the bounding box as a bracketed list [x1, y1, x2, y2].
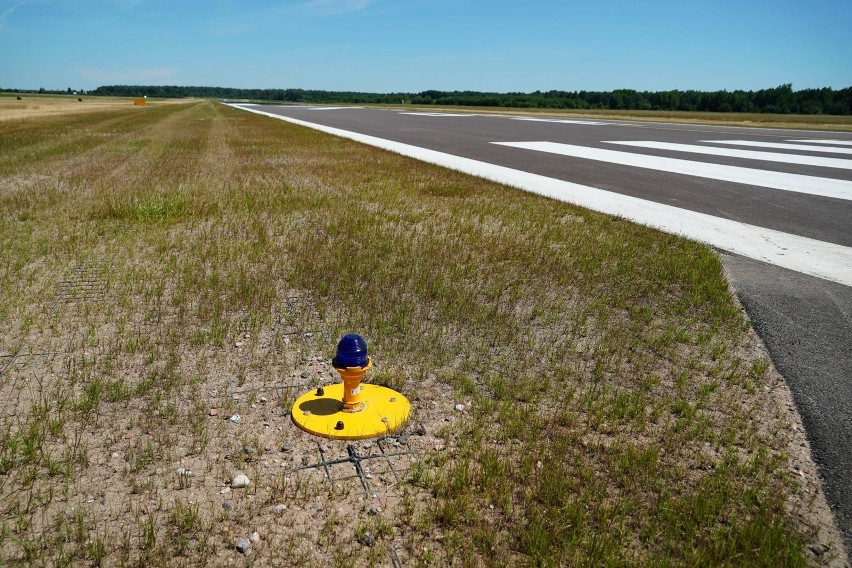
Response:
[2, 0, 850, 92]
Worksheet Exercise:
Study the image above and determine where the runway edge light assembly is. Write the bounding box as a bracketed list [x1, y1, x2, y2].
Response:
[291, 334, 410, 440]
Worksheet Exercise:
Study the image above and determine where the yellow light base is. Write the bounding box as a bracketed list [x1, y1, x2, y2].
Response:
[291, 383, 410, 440]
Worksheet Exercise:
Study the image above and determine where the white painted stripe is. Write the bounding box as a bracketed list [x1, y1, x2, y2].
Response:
[239, 105, 364, 111]
[494, 141, 852, 201]
[399, 112, 474, 117]
[512, 117, 607, 126]
[226, 104, 852, 287]
[703, 140, 852, 155]
[308, 106, 364, 111]
[790, 139, 852, 147]
[605, 140, 852, 170]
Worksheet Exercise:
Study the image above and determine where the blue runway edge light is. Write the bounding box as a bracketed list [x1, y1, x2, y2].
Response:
[332, 334, 369, 369]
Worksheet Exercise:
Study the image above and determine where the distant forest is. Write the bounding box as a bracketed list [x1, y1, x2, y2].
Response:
[16, 84, 852, 115]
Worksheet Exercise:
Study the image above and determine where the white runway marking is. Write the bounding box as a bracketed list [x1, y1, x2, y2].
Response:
[493, 141, 852, 201]
[703, 140, 852, 155]
[308, 106, 364, 110]
[399, 112, 474, 117]
[511, 117, 607, 126]
[257, 106, 363, 111]
[790, 139, 852, 147]
[605, 140, 852, 170]
[227, 104, 852, 286]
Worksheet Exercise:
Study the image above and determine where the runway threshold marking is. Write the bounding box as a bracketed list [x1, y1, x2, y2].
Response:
[511, 117, 608, 126]
[308, 107, 365, 111]
[492, 141, 852, 201]
[399, 113, 474, 117]
[226, 104, 852, 287]
[605, 141, 852, 170]
[703, 140, 852, 155]
[790, 139, 852, 147]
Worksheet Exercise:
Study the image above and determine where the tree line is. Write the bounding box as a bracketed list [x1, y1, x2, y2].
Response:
[47, 83, 852, 115]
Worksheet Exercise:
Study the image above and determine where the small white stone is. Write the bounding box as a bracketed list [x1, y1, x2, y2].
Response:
[250, 531, 261, 543]
[232, 474, 250, 488]
[273, 504, 287, 513]
[111, 452, 120, 458]
[454, 403, 465, 412]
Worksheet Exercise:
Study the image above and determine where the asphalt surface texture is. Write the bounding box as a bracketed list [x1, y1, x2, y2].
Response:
[238, 105, 852, 554]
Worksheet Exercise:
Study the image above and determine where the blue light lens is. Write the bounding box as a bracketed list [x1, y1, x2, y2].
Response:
[332, 334, 369, 369]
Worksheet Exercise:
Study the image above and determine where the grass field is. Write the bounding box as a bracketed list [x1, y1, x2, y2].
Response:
[0, 99, 845, 566]
[0, 93, 191, 122]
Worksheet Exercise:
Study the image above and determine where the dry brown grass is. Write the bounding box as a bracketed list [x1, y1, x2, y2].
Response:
[0, 100, 846, 567]
[0, 93, 193, 122]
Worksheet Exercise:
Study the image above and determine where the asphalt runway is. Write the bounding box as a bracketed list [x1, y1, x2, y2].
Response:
[231, 104, 852, 552]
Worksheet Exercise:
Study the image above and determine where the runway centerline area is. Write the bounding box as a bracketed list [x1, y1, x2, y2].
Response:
[493, 140, 852, 204]
[603, 140, 852, 169]
[511, 117, 608, 125]
[705, 139, 852, 155]
[791, 139, 852, 146]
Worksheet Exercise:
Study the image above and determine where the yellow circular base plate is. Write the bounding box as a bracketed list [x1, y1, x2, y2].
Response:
[291, 384, 411, 440]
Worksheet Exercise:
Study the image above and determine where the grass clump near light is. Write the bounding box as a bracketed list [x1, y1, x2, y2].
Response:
[0, 99, 841, 566]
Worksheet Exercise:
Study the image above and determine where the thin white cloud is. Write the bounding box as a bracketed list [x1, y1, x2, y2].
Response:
[76, 67, 179, 84]
[300, 0, 379, 15]
[0, 0, 31, 25]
